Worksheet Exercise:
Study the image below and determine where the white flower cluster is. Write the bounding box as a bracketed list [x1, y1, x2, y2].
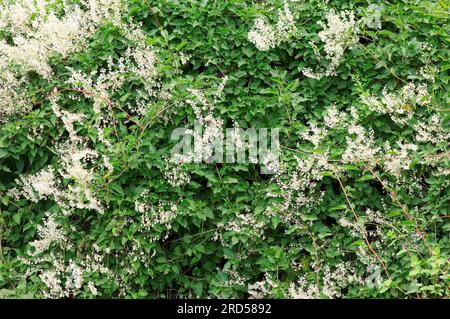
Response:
[419, 65, 437, 83]
[10, 23, 161, 214]
[87, 281, 98, 296]
[57, 143, 105, 213]
[248, 18, 278, 52]
[361, 82, 432, 125]
[51, 99, 86, 144]
[134, 189, 151, 213]
[414, 114, 450, 145]
[402, 82, 432, 106]
[222, 211, 267, 239]
[124, 40, 158, 89]
[29, 213, 66, 256]
[38, 266, 67, 298]
[251, 263, 361, 299]
[324, 103, 348, 129]
[248, 1, 296, 51]
[138, 199, 179, 232]
[339, 217, 367, 238]
[248, 274, 278, 299]
[0, 0, 134, 120]
[1, 1, 83, 78]
[303, 9, 359, 79]
[269, 155, 330, 221]
[287, 276, 319, 299]
[11, 96, 107, 214]
[364, 4, 384, 29]
[383, 141, 418, 177]
[192, 113, 224, 162]
[15, 168, 57, 203]
[0, 0, 125, 76]
[217, 267, 247, 288]
[260, 150, 280, 174]
[28, 252, 114, 298]
[163, 159, 191, 187]
[0, 74, 28, 119]
[421, 153, 450, 178]
[21, 236, 121, 298]
[301, 122, 328, 147]
[342, 125, 380, 162]
[65, 262, 84, 291]
[301, 104, 350, 147]
[66, 27, 159, 117]
[126, 241, 157, 270]
[179, 52, 191, 65]
[321, 262, 360, 298]
[173, 78, 228, 163]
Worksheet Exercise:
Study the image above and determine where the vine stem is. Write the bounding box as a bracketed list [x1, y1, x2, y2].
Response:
[365, 165, 434, 257]
[333, 167, 391, 280]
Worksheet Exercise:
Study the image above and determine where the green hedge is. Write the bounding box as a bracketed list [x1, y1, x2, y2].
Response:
[0, 0, 448, 298]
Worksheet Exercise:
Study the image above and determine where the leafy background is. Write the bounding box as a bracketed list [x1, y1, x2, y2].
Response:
[0, 0, 449, 298]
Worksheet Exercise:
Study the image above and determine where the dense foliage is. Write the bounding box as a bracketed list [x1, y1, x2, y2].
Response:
[0, 0, 449, 298]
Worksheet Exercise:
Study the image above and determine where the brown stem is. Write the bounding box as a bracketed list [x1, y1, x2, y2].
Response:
[365, 165, 434, 257]
[334, 168, 391, 280]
